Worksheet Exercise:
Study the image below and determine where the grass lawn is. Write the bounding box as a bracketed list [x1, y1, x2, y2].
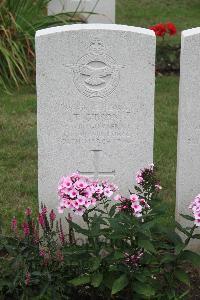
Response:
[117, 0, 200, 41]
[0, 76, 178, 229]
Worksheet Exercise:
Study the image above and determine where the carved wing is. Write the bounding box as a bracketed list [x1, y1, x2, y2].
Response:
[80, 65, 94, 76]
[97, 66, 113, 77]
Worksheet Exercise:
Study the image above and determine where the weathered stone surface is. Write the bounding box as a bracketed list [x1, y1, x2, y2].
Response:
[176, 28, 200, 251]
[48, 0, 115, 24]
[36, 24, 155, 223]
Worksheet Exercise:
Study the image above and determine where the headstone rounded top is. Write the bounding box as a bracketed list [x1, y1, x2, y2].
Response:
[182, 27, 200, 38]
[36, 24, 155, 38]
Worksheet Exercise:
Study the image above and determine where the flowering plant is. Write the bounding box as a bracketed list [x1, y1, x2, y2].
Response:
[149, 22, 180, 74]
[150, 22, 177, 37]
[1, 165, 200, 299]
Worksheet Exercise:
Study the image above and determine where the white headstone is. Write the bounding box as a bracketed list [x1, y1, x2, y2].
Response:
[176, 28, 200, 251]
[48, 0, 115, 24]
[36, 24, 155, 223]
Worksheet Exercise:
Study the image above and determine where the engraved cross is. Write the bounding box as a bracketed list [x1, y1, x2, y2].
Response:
[79, 150, 115, 178]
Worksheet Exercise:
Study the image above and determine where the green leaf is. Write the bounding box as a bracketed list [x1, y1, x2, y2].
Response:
[174, 269, 190, 286]
[111, 274, 129, 295]
[91, 273, 103, 287]
[180, 250, 200, 266]
[160, 254, 176, 264]
[175, 243, 185, 255]
[192, 234, 200, 239]
[138, 239, 156, 253]
[90, 257, 101, 272]
[176, 222, 190, 237]
[68, 274, 90, 286]
[114, 250, 124, 260]
[133, 282, 155, 297]
[180, 214, 194, 221]
[68, 221, 90, 236]
[109, 204, 117, 217]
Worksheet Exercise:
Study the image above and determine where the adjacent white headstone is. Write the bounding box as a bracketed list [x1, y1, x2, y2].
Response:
[176, 28, 200, 251]
[48, 0, 115, 24]
[36, 24, 155, 224]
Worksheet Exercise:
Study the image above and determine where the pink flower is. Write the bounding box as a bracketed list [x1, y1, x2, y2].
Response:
[114, 194, 121, 201]
[11, 217, 17, 232]
[136, 171, 143, 184]
[75, 180, 88, 190]
[104, 187, 113, 198]
[58, 172, 116, 215]
[38, 213, 45, 225]
[189, 194, 200, 227]
[131, 203, 142, 213]
[95, 185, 104, 194]
[69, 189, 78, 198]
[25, 272, 31, 286]
[50, 209, 56, 221]
[72, 200, 80, 210]
[58, 206, 64, 214]
[42, 206, 47, 215]
[25, 208, 32, 216]
[194, 219, 200, 227]
[91, 198, 97, 206]
[75, 207, 85, 216]
[77, 196, 86, 206]
[130, 194, 139, 202]
[85, 200, 91, 208]
[84, 187, 93, 199]
[39, 249, 46, 257]
[22, 222, 30, 236]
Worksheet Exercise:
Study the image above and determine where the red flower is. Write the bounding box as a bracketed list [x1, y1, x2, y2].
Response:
[150, 23, 166, 37]
[166, 22, 177, 35]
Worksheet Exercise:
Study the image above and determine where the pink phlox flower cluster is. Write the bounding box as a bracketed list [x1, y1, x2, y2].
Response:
[114, 193, 150, 218]
[58, 172, 118, 216]
[189, 194, 200, 227]
[124, 250, 144, 268]
[135, 163, 154, 184]
[136, 170, 144, 184]
[135, 164, 162, 192]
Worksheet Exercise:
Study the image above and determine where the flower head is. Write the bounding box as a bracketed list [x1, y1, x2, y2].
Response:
[58, 173, 117, 216]
[25, 208, 32, 216]
[25, 272, 31, 286]
[166, 22, 177, 35]
[22, 222, 30, 236]
[189, 194, 200, 227]
[50, 209, 56, 221]
[150, 23, 166, 37]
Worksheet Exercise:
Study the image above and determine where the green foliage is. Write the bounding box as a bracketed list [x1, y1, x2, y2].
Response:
[0, 0, 84, 92]
[156, 42, 180, 74]
[0, 169, 199, 299]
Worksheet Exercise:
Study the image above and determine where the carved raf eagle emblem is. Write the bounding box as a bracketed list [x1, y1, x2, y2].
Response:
[68, 39, 123, 98]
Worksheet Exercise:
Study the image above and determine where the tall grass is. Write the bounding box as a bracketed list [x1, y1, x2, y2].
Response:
[0, 0, 84, 93]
